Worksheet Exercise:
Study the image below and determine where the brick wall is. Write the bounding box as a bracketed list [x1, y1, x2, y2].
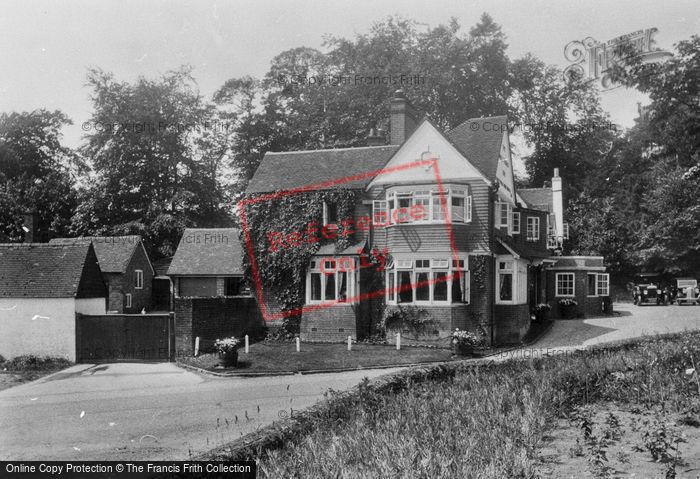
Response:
[174, 297, 263, 356]
[300, 304, 358, 342]
[493, 303, 530, 344]
[546, 270, 612, 319]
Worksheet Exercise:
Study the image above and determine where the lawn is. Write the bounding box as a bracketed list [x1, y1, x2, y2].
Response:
[216, 332, 700, 478]
[0, 355, 72, 391]
[178, 342, 459, 373]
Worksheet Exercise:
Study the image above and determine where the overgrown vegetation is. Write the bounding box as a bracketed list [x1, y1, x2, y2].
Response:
[232, 332, 700, 478]
[0, 355, 73, 391]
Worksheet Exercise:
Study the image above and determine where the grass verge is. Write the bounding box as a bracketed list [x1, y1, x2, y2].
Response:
[200, 332, 700, 478]
[178, 342, 458, 373]
[0, 355, 73, 391]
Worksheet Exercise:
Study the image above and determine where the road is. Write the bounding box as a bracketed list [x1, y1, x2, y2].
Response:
[0, 363, 401, 461]
[1, 303, 699, 461]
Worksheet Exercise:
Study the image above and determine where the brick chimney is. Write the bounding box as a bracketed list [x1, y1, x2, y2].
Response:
[366, 127, 386, 147]
[22, 210, 38, 243]
[390, 89, 419, 145]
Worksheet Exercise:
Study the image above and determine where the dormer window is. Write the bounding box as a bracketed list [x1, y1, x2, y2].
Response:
[323, 201, 338, 226]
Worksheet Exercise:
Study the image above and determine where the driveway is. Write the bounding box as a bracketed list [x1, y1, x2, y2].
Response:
[2, 303, 699, 461]
[0, 363, 401, 460]
[529, 303, 700, 350]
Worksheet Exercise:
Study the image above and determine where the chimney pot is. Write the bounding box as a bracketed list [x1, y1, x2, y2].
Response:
[553, 168, 560, 177]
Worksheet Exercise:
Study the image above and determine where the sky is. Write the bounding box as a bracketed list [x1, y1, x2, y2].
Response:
[1, 0, 698, 150]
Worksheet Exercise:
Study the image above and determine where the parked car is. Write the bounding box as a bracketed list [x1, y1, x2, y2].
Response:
[674, 278, 699, 305]
[632, 273, 668, 306]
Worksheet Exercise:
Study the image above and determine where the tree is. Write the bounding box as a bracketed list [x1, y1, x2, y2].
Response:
[0, 110, 78, 242]
[74, 67, 235, 257]
[219, 14, 516, 192]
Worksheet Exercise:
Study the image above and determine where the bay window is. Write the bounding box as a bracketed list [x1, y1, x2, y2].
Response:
[377, 187, 472, 225]
[498, 260, 513, 302]
[496, 256, 528, 304]
[386, 258, 469, 304]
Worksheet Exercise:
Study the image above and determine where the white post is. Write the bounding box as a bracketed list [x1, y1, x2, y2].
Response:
[396, 332, 401, 350]
[194, 336, 200, 357]
[296, 337, 300, 352]
[244, 335, 249, 354]
[347, 336, 352, 351]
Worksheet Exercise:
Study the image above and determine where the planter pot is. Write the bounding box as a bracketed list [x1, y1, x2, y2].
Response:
[218, 349, 239, 368]
[453, 342, 474, 356]
[560, 304, 577, 319]
[534, 310, 550, 322]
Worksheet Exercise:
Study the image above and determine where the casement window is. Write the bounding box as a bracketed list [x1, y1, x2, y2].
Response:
[512, 212, 520, 234]
[495, 202, 512, 232]
[496, 257, 527, 304]
[556, 273, 575, 297]
[125, 293, 132, 308]
[306, 258, 357, 304]
[588, 273, 610, 296]
[379, 187, 472, 225]
[526, 217, 540, 242]
[450, 190, 472, 223]
[323, 201, 338, 226]
[497, 260, 514, 302]
[135, 269, 144, 289]
[372, 200, 388, 226]
[386, 258, 469, 305]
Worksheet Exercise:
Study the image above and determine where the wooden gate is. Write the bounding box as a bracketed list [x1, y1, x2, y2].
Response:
[76, 313, 174, 362]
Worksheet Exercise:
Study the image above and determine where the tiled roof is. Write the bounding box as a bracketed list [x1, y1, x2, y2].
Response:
[313, 241, 367, 256]
[518, 188, 553, 212]
[168, 228, 244, 276]
[0, 243, 95, 297]
[549, 256, 605, 270]
[446, 116, 508, 181]
[245, 145, 400, 194]
[49, 236, 142, 273]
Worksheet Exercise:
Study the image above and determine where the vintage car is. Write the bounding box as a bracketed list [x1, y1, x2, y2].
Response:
[675, 278, 699, 305]
[632, 273, 668, 306]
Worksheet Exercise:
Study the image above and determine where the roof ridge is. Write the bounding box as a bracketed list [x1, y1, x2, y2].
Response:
[266, 144, 399, 155]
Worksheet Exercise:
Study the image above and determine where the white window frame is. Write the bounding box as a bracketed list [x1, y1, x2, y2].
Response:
[588, 273, 610, 296]
[125, 293, 132, 308]
[372, 200, 388, 226]
[496, 258, 515, 304]
[556, 272, 575, 297]
[382, 187, 472, 225]
[385, 257, 468, 305]
[526, 217, 540, 242]
[495, 201, 512, 233]
[512, 211, 520, 234]
[135, 269, 144, 289]
[306, 258, 357, 304]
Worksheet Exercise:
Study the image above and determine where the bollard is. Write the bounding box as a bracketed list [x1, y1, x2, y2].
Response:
[396, 332, 401, 350]
[194, 336, 200, 357]
[347, 336, 352, 351]
[245, 335, 249, 354]
[296, 337, 301, 352]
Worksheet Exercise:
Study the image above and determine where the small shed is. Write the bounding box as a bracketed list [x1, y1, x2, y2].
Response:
[546, 256, 611, 318]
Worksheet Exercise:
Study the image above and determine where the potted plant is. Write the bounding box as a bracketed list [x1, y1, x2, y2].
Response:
[533, 303, 552, 322]
[451, 329, 482, 356]
[215, 337, 240, 367]
[558, 298, 578, 319]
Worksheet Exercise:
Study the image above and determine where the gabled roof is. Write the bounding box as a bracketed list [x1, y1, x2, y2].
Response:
[245, 145, 400, 194]
[168, 228, 244, 276]
[446, 116, 508, 181]
[152, 257, 173, 277]
[0, 243, 102, 298]
[518, 188, 553, 212]
[49, 236, 147, 274]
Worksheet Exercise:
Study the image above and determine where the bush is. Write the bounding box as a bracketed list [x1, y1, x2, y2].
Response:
[3, 355, 72, 371]
[382, 305, 435, 339]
